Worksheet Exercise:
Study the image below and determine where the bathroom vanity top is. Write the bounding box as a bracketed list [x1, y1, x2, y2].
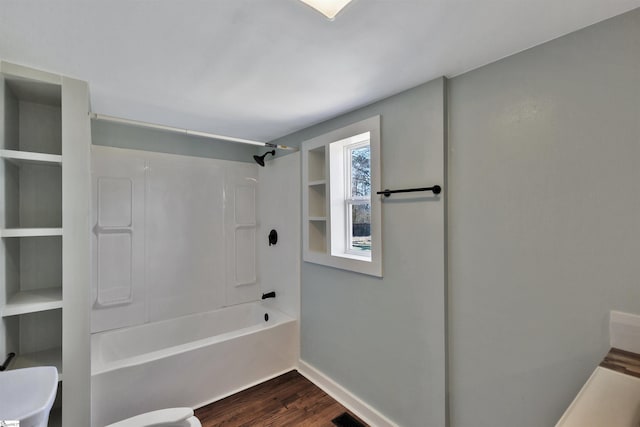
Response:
[600, 348, 640, 379]
[555, 348, 640, 427]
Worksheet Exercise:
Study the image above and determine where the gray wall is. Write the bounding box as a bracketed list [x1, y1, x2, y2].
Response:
[448, 8, 640, 427]
[272, 79, 447, 427]
[91, 120, 259, 162]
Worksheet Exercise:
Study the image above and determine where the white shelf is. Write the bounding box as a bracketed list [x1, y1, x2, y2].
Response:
[10, 347, 63, 381]
[0, 149, 62, 166]
[308, 179, 326, 186]
[3, 288, 63, 317]
[308, 216, 327, 221]
[1, 228, 63, 237]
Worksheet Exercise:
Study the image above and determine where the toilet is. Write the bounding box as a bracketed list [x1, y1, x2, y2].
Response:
[105, 408, 202, 427]
[0, 366, 59, 427]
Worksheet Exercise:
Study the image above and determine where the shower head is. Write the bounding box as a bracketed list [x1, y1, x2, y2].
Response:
[253, 150, 276, 167]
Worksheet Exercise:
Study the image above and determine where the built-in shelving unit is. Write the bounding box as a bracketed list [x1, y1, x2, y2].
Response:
[302, 144, 328, 260]
[0, 62, 70, 422]
[0, 60, 92, 426]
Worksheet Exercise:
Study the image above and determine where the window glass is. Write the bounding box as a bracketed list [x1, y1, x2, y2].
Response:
[347, 143, 371, 255]
[350, 203, 371, 252]
[350, 145, 370, 197]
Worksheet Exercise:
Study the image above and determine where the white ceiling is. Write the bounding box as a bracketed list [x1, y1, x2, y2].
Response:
[1, 1, 639, 142]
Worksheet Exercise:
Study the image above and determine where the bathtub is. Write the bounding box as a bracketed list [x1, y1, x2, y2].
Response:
[91, 302, 298, 427]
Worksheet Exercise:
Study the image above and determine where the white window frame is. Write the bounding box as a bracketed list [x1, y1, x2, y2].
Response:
[302, 116, 382, 277]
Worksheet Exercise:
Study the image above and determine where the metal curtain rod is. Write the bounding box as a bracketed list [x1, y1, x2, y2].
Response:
[377, 185, 442, 197]
[89, 113, 298, 151]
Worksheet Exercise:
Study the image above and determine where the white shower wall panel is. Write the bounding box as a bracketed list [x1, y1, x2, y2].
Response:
[146, 155, 226, 322]
[91, 148, 146, 333]
[257, 153, 300, 320]
[91, 146, 259, 333]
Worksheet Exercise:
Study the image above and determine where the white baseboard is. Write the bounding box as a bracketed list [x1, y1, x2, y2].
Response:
[298, 359, 397, 427]
[610, 311, 640, 354]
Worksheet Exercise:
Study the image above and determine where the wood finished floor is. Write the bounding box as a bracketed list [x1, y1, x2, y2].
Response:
[601, 347, 640, 379]
[195, 370, 368, 427]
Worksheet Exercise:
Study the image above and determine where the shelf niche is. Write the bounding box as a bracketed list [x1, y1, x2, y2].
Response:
[2, 155, 62, 230]
[3, 235, 62, 305]
[307, 146, 326, 182]
[2, 75, 62, 155]
[4, 310, 63, 379]
[308, 183, 326, 218]
[308, 220, 327, 253]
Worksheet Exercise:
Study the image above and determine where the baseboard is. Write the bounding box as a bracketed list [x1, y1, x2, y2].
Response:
[297, 359, 398, 427]
[610, 311, 640, 354]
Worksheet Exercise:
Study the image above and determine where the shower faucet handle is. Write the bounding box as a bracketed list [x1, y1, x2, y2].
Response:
[261, 291, 276, 300]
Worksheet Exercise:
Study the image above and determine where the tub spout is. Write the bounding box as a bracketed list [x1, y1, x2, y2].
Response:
[262, 291, 276, 300]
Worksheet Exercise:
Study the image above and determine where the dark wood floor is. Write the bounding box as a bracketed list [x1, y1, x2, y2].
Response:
[195, 370, 367, 427]
[601, 347, 640, 379]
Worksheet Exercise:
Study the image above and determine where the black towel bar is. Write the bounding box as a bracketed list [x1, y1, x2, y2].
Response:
[377, 185, 442, 197]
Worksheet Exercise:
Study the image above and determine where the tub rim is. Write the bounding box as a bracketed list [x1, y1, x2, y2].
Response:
[91, 303, 295, 376]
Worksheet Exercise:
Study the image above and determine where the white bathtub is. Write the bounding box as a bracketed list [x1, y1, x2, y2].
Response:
[91, 302, 298, 427]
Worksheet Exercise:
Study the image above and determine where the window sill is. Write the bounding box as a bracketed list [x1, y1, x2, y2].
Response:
[333, 252, 371, 262]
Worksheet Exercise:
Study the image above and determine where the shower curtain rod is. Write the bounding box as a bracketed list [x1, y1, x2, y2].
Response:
[89, 112, 298, 151]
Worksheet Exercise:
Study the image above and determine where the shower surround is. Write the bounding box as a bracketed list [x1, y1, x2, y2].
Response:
[90, 146, 301, 426]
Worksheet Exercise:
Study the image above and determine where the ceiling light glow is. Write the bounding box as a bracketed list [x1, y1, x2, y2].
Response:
[299, 0, 353, 19]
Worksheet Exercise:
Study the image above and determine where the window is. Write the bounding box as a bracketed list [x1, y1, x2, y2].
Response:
[302, 116, 382, 277]
[329, 132, 372, 260]
[347, 142, 371, 255]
